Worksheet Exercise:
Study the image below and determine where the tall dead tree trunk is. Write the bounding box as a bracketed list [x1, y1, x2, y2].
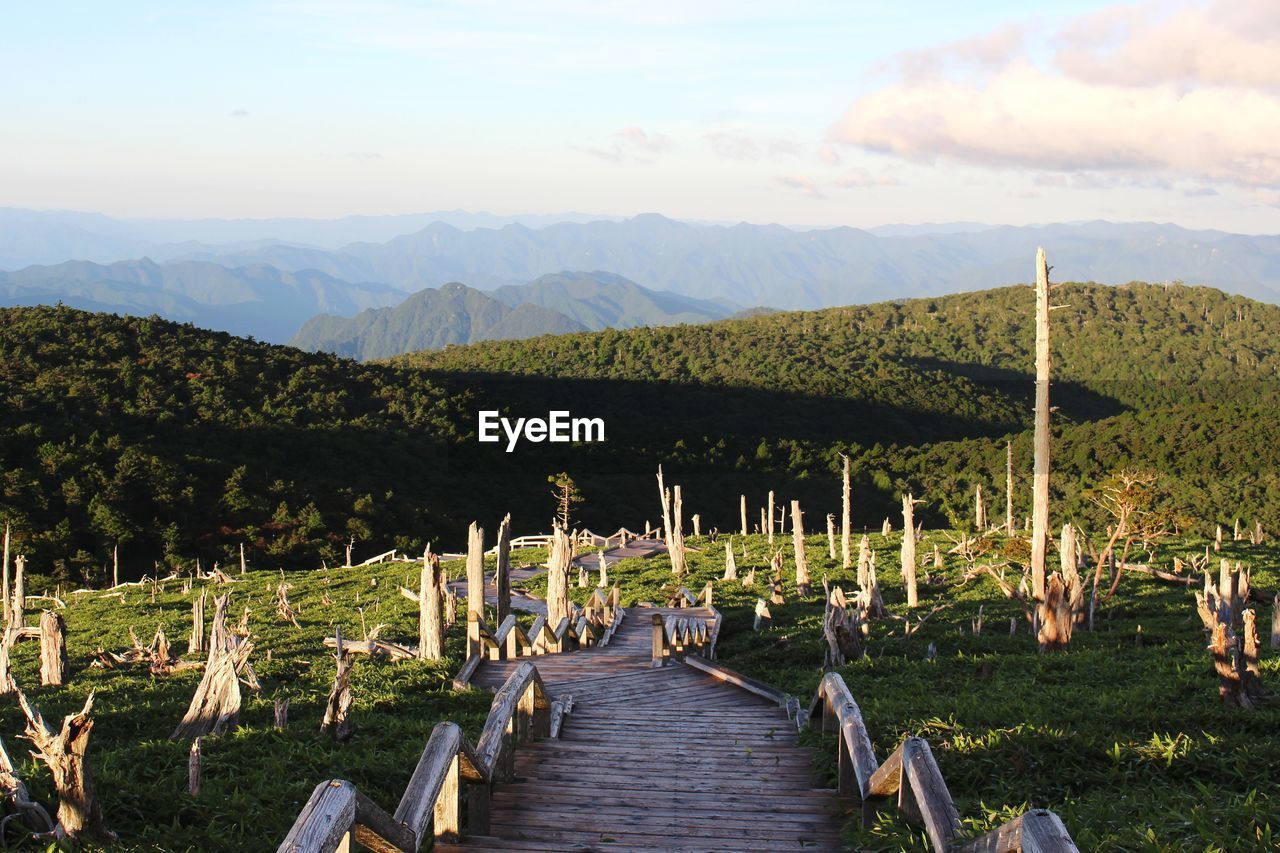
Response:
[495, 514, 511, 628]
[657, 466, 672, 548]
[1030, 247, 1052, 605]
[857, 535, 871, 591]
[669, 486, 687, 576]
[901, 495, 918, 607]
[1005, 441, 1014, 534]
[112, 545, 119, 588]
[189, 589, 205, 655]
[239, 542, 246, 575]
[466, 522, 485, 623]
[1059, 523, 1085, 625]
[14, 685, 113, 841]
[1, 522, 9, 621]
[692, 514, 701, 538]
[975, 485, 986, 530]
[767, 490, 775, 545]
[546, 528, 571, 628]
[39, 610, 67, 686]
[841, 454, 852, 570]
[0, 625, 17, 694]
[10, 556, 24, 627]
[419, 551, 444, 660]
[826, 514, 837, 560]
[740, 495, 748, 537]
[791, 500, 810, 595]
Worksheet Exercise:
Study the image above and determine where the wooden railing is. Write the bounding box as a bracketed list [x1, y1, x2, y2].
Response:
[454, 587, 624, 689]
[278, 661, 570, 852]
[650, 583, 721, 667]
[809, 673, 1079, 852]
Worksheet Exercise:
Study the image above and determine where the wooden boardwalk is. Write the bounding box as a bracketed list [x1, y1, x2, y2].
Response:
[439, 607, 848, 851]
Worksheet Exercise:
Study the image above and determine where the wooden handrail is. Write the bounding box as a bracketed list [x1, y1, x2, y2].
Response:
[278, 661, 569, 852]
[453, 586, 625, 689]
[809, 673, 1079, 852]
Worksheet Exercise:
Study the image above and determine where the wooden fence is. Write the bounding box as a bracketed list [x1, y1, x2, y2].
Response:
[809, 672, 1079, 852]
[278, 661, 570, 852]
[454, 586, 624, 689]
[650, 582, 722, 665]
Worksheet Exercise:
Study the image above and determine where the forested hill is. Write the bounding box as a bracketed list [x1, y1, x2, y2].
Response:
[4, 283, 1279, 586]
[403, 282, 1280, 412]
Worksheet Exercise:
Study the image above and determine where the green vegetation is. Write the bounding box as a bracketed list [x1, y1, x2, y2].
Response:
[547, 529, 1279, 851]
[0, 553, 512, 851]
[6, 283, 1280, 587]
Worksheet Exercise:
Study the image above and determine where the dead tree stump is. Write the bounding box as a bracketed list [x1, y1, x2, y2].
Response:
[0, 733, 54, 835]
[419, 551, 444, 661]
[39, 610, 67, 686]
[172, 594, 253, 739]
[791, 500, 810, 596]
[14, 685, 113, 841]
[723, 539, 738, 581]
[321, 628, 355, 742]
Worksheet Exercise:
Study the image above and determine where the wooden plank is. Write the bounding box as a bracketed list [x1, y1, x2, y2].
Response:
[1019, 809, 1080, 853]
[866, 740, 905, 798]
[900, 738, 962, 852]
[352, 789, 416, 853]
[393, 723, 465, 842]
[679, 656, 786, 705]
[277, 779, 356, 853]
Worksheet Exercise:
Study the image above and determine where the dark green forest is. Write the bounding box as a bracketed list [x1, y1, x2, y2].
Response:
[3, 282, 1278, 584]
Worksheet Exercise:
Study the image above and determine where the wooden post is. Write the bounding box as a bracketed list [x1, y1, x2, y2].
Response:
[767, 490, 775, 545]
[1030, 247, 1052, 603]
[39, 610, 67, 687]
[495, 515, 511, 628]
[826, 514, 837, 560]
[841, 454, 852, 570]
[650, 614, 665, 667]
[902, 495, 918, 607]
[419, 552, 444, 660]
[791, 500, 810, 595]
[466, 522, 485, 621]
[740, 495, 748, 537]
[1005, 440, 1014, 534]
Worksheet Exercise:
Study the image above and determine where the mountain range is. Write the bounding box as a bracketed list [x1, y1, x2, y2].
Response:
[3, 208, 1280, 353]
[289, 272, 737, 360]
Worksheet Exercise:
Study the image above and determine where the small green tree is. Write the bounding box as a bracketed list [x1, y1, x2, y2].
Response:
[548, 472, 582, 531]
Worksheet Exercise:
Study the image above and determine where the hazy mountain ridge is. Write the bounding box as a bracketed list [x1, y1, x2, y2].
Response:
[289, 281, 587, 360]
[289, 272, 737, 360]
[175, 215, 1280, 309]
[0, 258, 403, 343]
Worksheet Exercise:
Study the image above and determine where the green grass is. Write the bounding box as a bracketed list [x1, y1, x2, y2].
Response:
[0, 551, 552, 851]
[3, 536, 1276, 850]
[574, 531, 1279, 851]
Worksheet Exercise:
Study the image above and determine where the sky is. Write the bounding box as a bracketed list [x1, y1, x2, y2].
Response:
[3, 0, 1278, 232]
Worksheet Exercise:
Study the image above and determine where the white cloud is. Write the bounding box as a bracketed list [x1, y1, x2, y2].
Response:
[703, 130, 799, 161]
[832, 0, 1280, 191]
[573, 127, 671, 164]
[774, 174, 826, 199]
